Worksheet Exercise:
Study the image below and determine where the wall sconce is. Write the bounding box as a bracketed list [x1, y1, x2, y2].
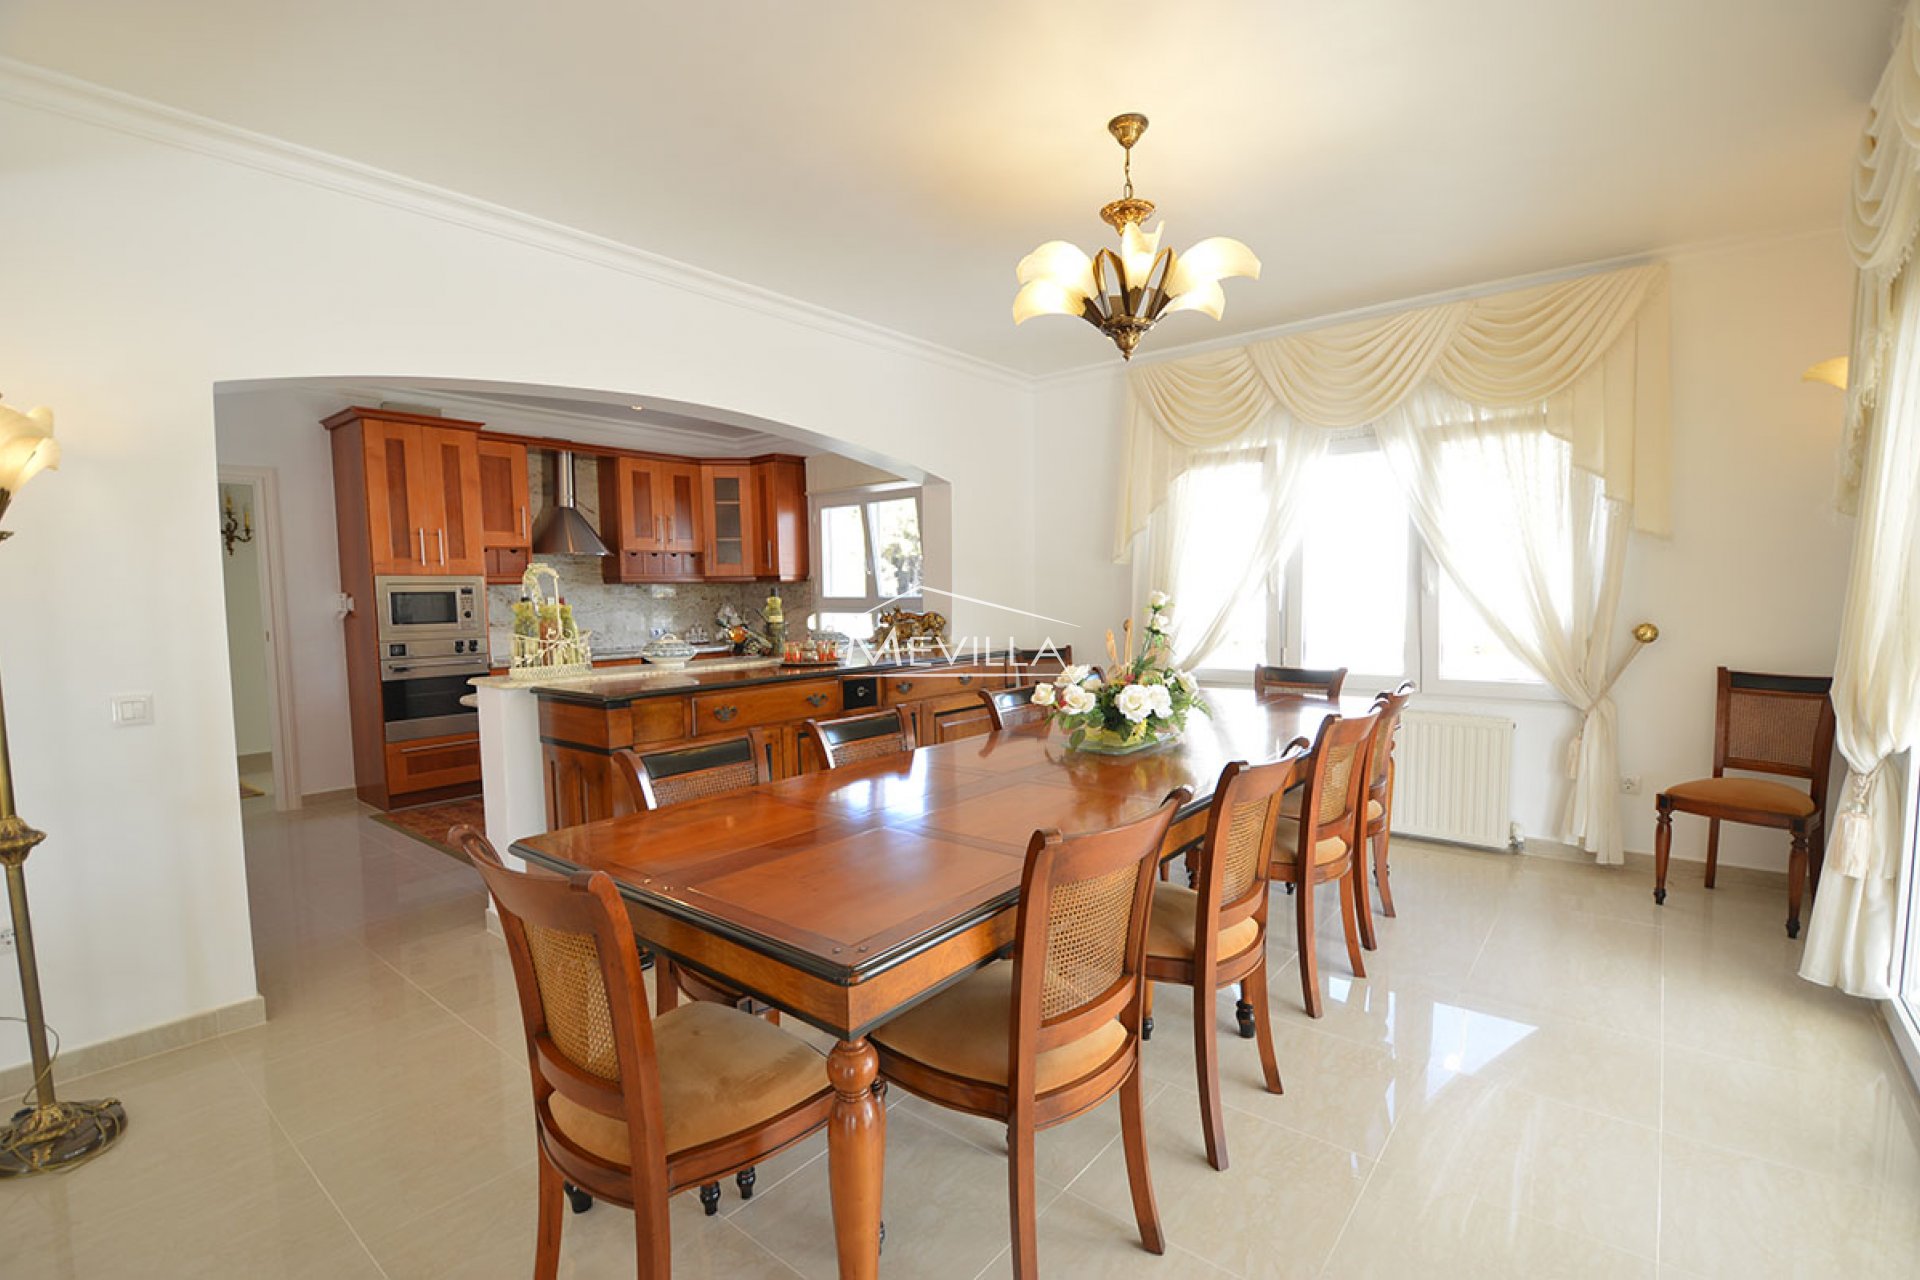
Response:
[221, 491, 253, 556]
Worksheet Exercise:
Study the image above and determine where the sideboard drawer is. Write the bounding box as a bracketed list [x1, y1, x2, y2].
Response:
[690, 679, 841, 734]
[386, 732, 480, 794]
[882, 664, 1007, 706]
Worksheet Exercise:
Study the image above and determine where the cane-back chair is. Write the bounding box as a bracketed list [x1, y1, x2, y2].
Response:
[803, 709, 916, 770]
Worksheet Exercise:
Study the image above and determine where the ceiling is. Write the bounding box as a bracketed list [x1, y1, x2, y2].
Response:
[2, 1, 1900, 376]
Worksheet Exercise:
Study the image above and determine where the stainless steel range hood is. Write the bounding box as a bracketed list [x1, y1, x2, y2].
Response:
[530, 450, 610, 557]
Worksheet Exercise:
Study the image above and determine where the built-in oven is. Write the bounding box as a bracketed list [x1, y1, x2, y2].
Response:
[374, 575, 485, 644]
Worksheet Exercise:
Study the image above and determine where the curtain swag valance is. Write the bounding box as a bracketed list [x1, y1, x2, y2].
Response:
[1116, 262, 1672, 559]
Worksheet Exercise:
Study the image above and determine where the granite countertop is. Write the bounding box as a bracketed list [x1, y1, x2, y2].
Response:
[474, 649, 1023, 706]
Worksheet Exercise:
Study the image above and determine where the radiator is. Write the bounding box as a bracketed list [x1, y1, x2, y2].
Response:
[1392, 710, 1515, 851]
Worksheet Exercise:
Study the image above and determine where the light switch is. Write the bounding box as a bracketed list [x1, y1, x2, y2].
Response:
[111, 693, 154, 727]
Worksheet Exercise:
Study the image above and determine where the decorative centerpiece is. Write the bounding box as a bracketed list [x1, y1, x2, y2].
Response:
[1032, 592, 1207, 754]
[509, 563, 592, 682]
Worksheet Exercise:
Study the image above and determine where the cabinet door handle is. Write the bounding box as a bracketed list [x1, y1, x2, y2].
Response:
[417, 528, 427, 564]
[520, 505, 528, 537]
[894, 680, 914, 694]
[765, 539, 773, 565]
[807, 693, 828, 707]
[713, 705, 738, 723]
[437, 528, 447, 565]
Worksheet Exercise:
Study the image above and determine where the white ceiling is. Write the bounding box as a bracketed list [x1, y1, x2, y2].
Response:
[2, 1, 1900, 375]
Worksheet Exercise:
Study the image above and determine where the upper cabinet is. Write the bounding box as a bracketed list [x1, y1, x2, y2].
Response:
[700, 462, 759, 580]
[332, 409, 485, 577]
[476, 438, 531, 584]
[753, 457, 809, 582]
[601, 455, 705, 583]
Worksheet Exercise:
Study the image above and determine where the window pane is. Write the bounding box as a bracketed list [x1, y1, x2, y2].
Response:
[812, 610, 876, 639]
[819, 504, 868, 598]
[1172, 461, 1270, 670]
[1298, 449, 1409, 677]
[866, 497, 922, 599]
[1437, 574, 1540, 684]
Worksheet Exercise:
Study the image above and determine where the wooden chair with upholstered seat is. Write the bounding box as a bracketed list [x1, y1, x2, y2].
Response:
[1269, 710, 1382, 1018]
[1253, 665, 1347, 702]
[450, 825, 834, 1278]
[982, 683, 1052, 731]
[1011, 644, 1073, 680]
[1363, 683, 1416, 918]
[1143, 749, 1306, 1170]
[1653, 667, 1837, 938]
[802, 708, 916, 770]
[870, 791, 1191, 1279]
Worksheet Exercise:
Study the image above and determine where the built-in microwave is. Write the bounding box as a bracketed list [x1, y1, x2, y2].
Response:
[374, 575, 486, 646]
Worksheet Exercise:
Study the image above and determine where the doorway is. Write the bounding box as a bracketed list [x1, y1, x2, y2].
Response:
[218, 467, 301, 811]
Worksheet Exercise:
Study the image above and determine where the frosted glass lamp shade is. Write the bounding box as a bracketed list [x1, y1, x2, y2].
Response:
[0, 401, 58, 515]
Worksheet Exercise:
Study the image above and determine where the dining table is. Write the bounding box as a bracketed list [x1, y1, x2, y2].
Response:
[511, 685, 1370, 1279]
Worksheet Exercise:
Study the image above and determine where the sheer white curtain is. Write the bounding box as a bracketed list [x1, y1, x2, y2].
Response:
[1801, 268, 1920, 998]
[1377, 386, 1630, 864]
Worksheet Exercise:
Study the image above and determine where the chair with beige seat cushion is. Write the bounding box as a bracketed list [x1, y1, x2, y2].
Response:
[1143, 749, 1306, 1171]
[871, 790, 1191, 1280]
[1253, 664, 1347, 702]
[1268, 710, 1382, 1018]
[1363, 683, 1416, 918]
[450, 826, 833, 1280]
[1653, 667, 1836, 938]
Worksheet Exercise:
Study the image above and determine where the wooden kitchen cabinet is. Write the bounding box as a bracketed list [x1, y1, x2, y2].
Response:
[335, 409, 485, 577]
[700, 462, 759, 579]
[601, 455, 705, 583]
[753, 457, 809, 581]
[476, 438, 531, 584]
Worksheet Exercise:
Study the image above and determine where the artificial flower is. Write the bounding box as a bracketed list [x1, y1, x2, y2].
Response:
[1145, 684, 1174, 718]
[1060, 683, 1098, 714]
[1115, 684, 1154, 723]
[1148, 590, 1170, 608]
[1031, 682, 1056, 706]
[1176, 670, 1199, 696]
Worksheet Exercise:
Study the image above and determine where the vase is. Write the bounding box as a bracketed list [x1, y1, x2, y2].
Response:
[1068, 725, 1182, 755]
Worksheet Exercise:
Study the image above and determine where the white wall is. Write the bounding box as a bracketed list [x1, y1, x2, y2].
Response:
[1033, 230, 1858, 873]
[0, 87, 1034, 1073]
[217, 482, 273, 758]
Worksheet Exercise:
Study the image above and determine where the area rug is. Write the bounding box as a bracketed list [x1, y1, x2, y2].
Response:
[374, 796, 487, 862]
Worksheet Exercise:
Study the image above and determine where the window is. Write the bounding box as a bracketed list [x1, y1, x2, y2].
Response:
[1180, 434, 1552, 697]
[810, 486, 923, 636]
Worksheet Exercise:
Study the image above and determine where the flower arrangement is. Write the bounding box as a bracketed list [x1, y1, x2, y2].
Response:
[1031, 591, 1209, 753]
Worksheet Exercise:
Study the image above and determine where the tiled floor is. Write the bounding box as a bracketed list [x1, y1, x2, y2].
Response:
[5, 795, 1918, 1277]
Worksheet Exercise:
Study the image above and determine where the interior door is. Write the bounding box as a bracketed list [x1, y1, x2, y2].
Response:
[364, 419, 428, 575]
[420, 426, 485, 574]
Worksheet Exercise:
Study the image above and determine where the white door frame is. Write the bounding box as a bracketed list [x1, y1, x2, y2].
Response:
[218, 466, 302, 811]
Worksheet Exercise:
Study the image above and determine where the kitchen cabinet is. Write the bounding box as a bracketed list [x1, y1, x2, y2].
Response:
[601, 456, 705, 583]
[700, 463, 759, 580]
[346, 411, 485, 577]
[753, 457, 809, 581]
[476, 438, 531, 584]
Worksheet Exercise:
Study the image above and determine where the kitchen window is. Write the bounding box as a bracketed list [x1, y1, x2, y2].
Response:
[1178, 436, 1551, 697]
[810, 485, 924, 637]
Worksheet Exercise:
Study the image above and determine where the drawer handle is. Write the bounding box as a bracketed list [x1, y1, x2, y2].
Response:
[895, 680, 914, 694]
[399, 740, 474, 755]
[807, 693, 828, 707]
[713, 705, 739, 722]
[957, 675, 973, 686]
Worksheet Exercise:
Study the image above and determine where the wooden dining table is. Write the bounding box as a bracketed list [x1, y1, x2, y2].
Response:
[512, 686, 1368, 1278]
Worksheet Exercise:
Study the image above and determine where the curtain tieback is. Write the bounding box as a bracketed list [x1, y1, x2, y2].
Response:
[1831, 765, 1882, 879]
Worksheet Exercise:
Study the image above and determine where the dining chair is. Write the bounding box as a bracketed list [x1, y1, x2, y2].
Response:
[1143, 749, 1306, 1171]
[1363, 683, 1416, 918]
[1253, 665, 1347, 701]
[803, 708, 916, 769]
[870, 790, 1191, 1279]
[982, 683, 1052, 731]
[1268, 710, 1382, 1017]
[450, 825, 834, 1278]
[1012, 644, 1073, 679]
[1653, 667, 1837, 937]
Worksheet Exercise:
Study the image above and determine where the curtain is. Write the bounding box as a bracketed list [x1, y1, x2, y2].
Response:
[1377, 387, 1630, 864]
[1117, 262, 1671, 560]
[1801, 268, 1920, 998]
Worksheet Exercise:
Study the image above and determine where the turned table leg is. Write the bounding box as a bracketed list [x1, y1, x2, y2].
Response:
[1653, 803, 1673, 905]
[827, 1037, 886, 1280]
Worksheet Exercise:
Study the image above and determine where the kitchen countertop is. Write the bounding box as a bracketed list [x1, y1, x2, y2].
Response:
[472, 649, 1025, 706]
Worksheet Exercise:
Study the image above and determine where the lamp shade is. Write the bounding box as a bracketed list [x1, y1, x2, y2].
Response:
[1802, 356, 1849, 390]
[0, 401, 58, 521]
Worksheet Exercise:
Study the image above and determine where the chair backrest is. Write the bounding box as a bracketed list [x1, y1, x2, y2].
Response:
[449, 825, 667, 1197]
[1192, 746, 1310, 949]
[1012, 645, 1073, 680]
[1366, 682, 1416, 792]
[1254, 665, 1347, 702]
[1008, 790, 1191, 1079]
[982, 683, 1052, 731]
[1283, 710, 1382, 864]
[804, 708, 916, 770]
[1713, 667, 1837, 806]
[615, 730, 771, 812]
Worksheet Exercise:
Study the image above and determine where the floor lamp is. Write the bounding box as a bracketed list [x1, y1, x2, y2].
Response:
[0, 395, 126, 1176]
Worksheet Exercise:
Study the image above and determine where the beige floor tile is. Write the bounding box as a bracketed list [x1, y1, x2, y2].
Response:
[970, 1190, 1236, 1279]
[1464, 907, 1665, 1040]
[890, 1077, 1165, 1189]
[1067, 1086, 1371, 1277]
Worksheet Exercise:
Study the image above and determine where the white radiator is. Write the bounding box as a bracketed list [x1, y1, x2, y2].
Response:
[1392, 710, 1515, 851]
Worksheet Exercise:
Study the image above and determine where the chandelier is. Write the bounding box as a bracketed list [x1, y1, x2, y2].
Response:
[1013, 113, 1260, 360]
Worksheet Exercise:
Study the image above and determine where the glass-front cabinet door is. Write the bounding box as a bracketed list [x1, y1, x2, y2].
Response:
[700, 463, 757, 578]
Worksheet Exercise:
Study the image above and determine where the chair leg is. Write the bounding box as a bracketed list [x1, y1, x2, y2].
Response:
[1373, 826, 1397, 918]
[736, 1166, 757, 1200]
[1193, 980, 1228, 1171]
[1142, 980, 1155, 1041]
[1234, 987, 1256, 1040]
[1787, 830, 1809, 939]
[1704, 819, 1721, 890]
[1118, 1066, 1165, 1255]
[1338, 874, 1368, 980]
[699, 1182, 721, 1216]
[635, 1171, 672, 1279]
[535, 1157, 565, 1280]
[1352, 845, 1377, 952]
[1294, 873, 1322, 1018]
[655, 959, 680, 1016]
[1008, 1112, 1040, 1278]
[1243, 959, 1284, 1095]
[563, 1183, 593, 1214]
[1653, 805, 1672, 905]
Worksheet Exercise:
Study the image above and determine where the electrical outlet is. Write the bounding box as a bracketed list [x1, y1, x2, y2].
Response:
[1620, 775, 1642, 794]
[111, 693, 154, 727]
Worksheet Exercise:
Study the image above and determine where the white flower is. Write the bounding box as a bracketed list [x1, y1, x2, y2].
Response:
[1060, 683, 1097, 715]
[1059, 663, 1091, 687]
[1176, 670, 1199, 696]
[1148, 590, 1170, 609]
[1144, 684, 1174, 718]
[1031, 682, 1056, 707]
[1081, 669, 1103, 688]
[1115, 684, 1154, 723]
[1148, 610, 1169, 632]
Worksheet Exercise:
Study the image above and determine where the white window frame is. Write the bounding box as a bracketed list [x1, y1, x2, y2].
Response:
[1191, 433, 1559, 702]
[809, 483, 925, 628]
